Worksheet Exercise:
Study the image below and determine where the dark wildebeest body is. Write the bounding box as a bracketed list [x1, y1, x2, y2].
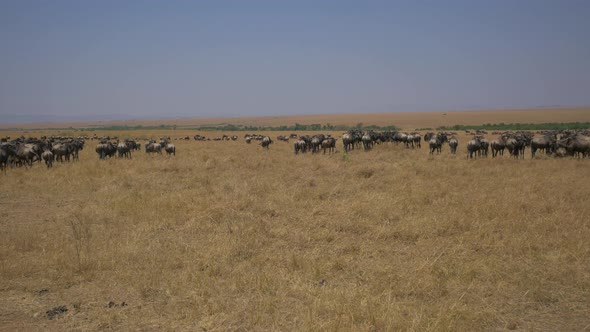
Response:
[478, 138, 489, 158]
[448, 137, 458, 154]
[562, 134, 590, 158]
[531, 135, 556, 158]
[427, 133, 447, 155]
[261, 136, 273, 149]
[310, 135, 325, 153]
[96, 142, 117, 159]
[342, 133, 353, 152]
[490, 135, 508, 157]
[15, 143, 39, 166]
[117, 141, 132, 159]
[362, 133, 373, 151]
[322, 137, 336, 154]
[52, 143, 71, 162]
[42, 150, 53, 168]
[467, 137, 481, 159]
[165, 143, 176, 156]
[145, 142, 162, 154]
[509, 136, 526, 159]
[0, 144, 16, 172]
[294, 140, 307, 155]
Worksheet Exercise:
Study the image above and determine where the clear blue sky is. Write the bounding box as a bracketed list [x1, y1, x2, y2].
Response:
[1, 0, 589, 123]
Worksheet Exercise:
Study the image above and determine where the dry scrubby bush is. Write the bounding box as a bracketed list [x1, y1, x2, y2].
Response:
[0, 130, 589, 331]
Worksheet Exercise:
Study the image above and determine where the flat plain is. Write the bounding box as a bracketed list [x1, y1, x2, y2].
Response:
[3, 106, 590, 130]
[1, 108, 590, 331]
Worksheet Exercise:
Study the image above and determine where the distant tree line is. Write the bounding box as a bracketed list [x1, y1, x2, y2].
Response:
[437, 122, 590, 131]
[8, 122, 589, 132]
[13, 123, 398, 132]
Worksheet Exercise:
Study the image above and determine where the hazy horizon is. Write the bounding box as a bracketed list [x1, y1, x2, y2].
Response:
[2, 1, 590, 124]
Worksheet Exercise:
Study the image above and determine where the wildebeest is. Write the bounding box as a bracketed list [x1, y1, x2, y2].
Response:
[342, 133, 353, 152]
[165, 143, 176, 156]
[342, 130, 362, 151]
[507, 135, 527, 159]
[117, 141, 132, 159]
[145, 142, 162, 154]
[194, 134, 207, 141]
[68, 139, 84, 161]
[362, 133, 373, 151]
[322, 137, 337, 154]
[531, 134, 556, 158]
[560, 134, 590, 158]
[409, 133, 422, 148]
[96, 141, 117, 159]
[15, 143, 39, 166]
[0, 144, 16, 172]
[294, 140, 307, 155]
[261, 136, 273, 149]
[310, 134, 325, 153]
[490, 135, 508, 157]
[467, 137, 481, 159]
[448, 136, 458, 154]
[52, 143, 71, 162]
[427, 133, 447, 154]
[41, 149, 53, 168]
[478, 138, 489, 158]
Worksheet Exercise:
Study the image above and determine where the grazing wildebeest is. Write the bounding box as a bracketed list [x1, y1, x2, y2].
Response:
[15, 143, 39, 166]
[410, 133, 422, 148]
[390, 131, 405, 146]
[0, 144, 16, 172]
[68, 139, 84, 161]
[428, 133, 447, 155]
[478, 138, 489, 158]
[42, 149, 53, 168]
[342, 133, 353, 152]
[490, 135, 508, 157]
[467, 137, 481, 159]
[531, 134, 556, 158]
[362, 133, 373, 151]
[505, 136, 517, 156]
[245, 137, 252, 144]
[294, 140, 307, 155]
[509, 136, 526, 159]
[117, 141, 132, 159]
[561, 134, 590, 158]
[96, 141, 117, 159]
[299, 135, 312, 151]
[310, 134, 325, 153]
[165, 143, 176, 156]
[52, 143, 71, 162]
[261, 136, 273, 149]
[448, 136, 458, 154]
[145, 142, 162, 154]
[322, 137, 337, 154]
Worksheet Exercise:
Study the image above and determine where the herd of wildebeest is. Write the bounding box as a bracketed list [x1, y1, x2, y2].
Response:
[284, 129, 590, 159]
[1, 128, 589, 172]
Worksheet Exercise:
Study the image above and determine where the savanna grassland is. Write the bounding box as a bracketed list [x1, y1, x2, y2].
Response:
[1, 126, 590, 331]
[3, 107, 590, 131]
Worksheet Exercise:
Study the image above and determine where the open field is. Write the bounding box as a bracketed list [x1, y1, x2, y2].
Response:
[1, 128, 590, 331]
[2, 107, 590, 131]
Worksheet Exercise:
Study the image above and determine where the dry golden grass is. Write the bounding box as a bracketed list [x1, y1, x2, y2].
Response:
[1, 129, 590, 331]
[2, 106, 590, 130]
